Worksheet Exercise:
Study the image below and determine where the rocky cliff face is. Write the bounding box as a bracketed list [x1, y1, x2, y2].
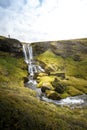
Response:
[0, 36, 22, 56]
[33, 39, 87, 59]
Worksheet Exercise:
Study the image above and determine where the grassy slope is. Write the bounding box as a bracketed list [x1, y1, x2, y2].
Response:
[0, 37, 87, 130]
[36, 39, 87, 98]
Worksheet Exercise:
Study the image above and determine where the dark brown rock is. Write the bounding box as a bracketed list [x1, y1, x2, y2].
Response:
[0, 37, 22, 55]
[52, 78, 66, 93]
[41, 86, 51, 93]
[46, 91, 61, 100]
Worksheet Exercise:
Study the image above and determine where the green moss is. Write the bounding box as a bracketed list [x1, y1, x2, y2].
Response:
[67, 86, 83, 96]
[65, 58, 87, 79]
[37, 75, 55, 89]
[0, 87, 87, 130]
[61, 92, 70, 98]
[37, 50, 64, 73]
[37, 49, 87, 79]
[61, 76, 87, 94]
[0, 51, 27, 89]
[36, 48, 87, 97]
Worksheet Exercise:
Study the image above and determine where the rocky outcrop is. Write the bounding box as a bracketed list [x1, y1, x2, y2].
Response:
[32, 42, 51, 56]
[46, 90, 61, 100]
[0, 36, 22, 55]
[52, 78, 66, 94]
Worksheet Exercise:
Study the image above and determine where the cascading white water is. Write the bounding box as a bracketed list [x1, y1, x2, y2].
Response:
[27, 44, 33, 61]
[22, 44, 29, 64]
[41, 94, 87, 108]
[22, 43, 44, 87]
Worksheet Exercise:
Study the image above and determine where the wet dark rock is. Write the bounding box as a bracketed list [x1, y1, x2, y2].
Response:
[23, 77, 29, 83]
[52, 78, 66, 93]
[46, 91, 61, 100]
[54, 83, 66, 93]
[41, 86, 51, 93]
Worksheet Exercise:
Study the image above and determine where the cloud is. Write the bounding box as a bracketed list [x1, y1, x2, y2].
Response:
[0, 0, 11, 8]
[0, 0, 87, 42]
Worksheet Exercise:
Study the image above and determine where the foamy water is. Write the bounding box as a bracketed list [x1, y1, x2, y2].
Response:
[41, 94, 87, 108]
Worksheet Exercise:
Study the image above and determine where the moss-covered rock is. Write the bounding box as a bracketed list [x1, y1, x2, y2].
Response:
[52, 78, 66, 93]
[37, 75, 54, 89]
[46, 90, 61, 100]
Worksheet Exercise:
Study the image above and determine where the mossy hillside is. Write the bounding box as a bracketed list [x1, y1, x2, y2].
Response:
[0, 51, 27, 89]
[50, 38, 87, 58]
[65, 57, 87, 79]
[0, 52, 87, 130]
[0, 85, 87, 130]
[37, 49, 87, 78]
[36, 45, 87, 98]
[0, 37, 87, 129]
[37, 50, 65, 73]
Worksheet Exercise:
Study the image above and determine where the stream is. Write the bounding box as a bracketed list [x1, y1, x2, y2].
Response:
[41, 93, 87, 108]
[25, 82, 87, 109]
[36, 88, 87, 108]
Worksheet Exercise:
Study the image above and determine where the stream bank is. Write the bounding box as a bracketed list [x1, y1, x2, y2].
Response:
[25, 82, 87, 109]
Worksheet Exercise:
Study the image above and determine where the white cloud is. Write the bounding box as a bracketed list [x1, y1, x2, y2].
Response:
[0, 0, 87, 42]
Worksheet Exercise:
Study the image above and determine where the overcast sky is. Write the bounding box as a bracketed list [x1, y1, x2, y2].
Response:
[0, 0, 87, 42]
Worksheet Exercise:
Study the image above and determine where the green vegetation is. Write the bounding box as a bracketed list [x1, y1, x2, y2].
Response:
[1, 86, 87, 130]
[36, 48, 87, 98]
[37, 50, 64, 73]
[0, 36, 87, 130]
[0, 51, 27, 89]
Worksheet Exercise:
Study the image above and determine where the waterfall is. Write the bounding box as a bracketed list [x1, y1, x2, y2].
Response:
[22, 44, 29, 64]
[27, 44, 33, 60]
[22, 43, 44, 87]
[23, 44, 33, 64]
